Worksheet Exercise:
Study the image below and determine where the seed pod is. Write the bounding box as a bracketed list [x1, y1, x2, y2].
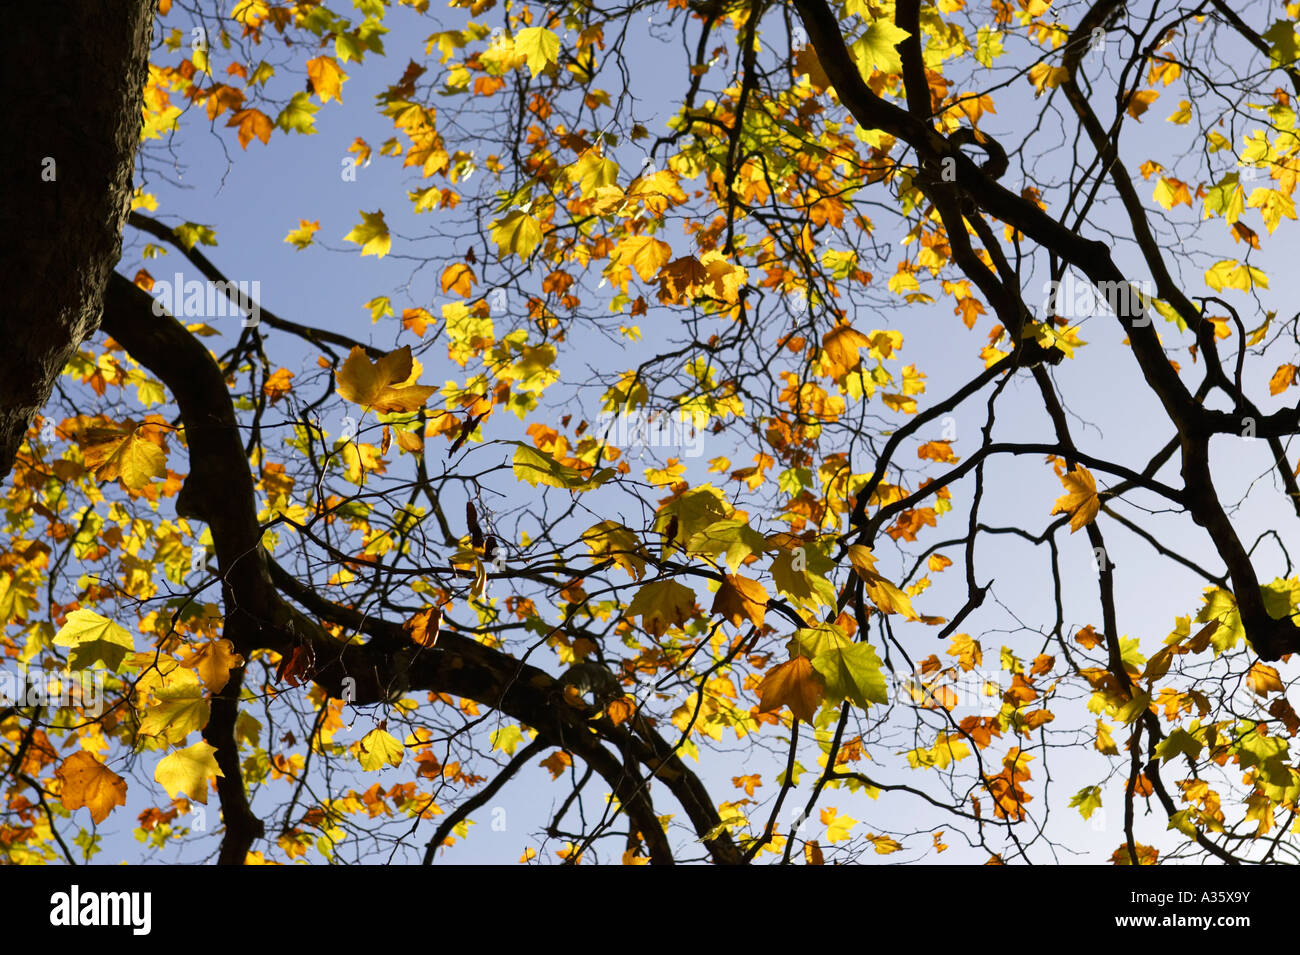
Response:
[466, 501, 484, 549]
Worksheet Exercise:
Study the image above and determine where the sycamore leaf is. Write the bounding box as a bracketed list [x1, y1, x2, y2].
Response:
[583, 521, 646, 580]
[1247, 661, 1284, 697]
[515, 27, 560, 76]
[357, 727, 404, 770]
[56, 751, 127, 824]
[490, 725, 526, 755]
[81, 425, 167, 489]
[306, 55, 346, 102]
[178, 638, 245, 693]
[138, 685, 210, 744]
[612, 235, 672, 282]
[820, 806, 858, 843]
[1050, 465, 1099, 533]
[343, 210, 391, 257]
[812, 641, 888, 709]
[711, 574, 768, 628]
[511, 442, 613, 490]
[756, 655, 824, 723]
[337, 345, 437, 413]
[491, 210, 544, 260]
[53, 610, 135, 672]
[1269, 364, 1298, 396]
[847, 545, 919, 618]
[154, 740, 224, 803]
[275, 91, 319, 134]
[851, 19, 909, 75]
[284, 219, 320, 249]
[625, 579, 696, 637]
[1068, 785, 1102, 820]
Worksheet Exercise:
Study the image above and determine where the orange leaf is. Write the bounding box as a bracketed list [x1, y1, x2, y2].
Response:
[756, 655, 825, 723]
[56, 751, 127, 824]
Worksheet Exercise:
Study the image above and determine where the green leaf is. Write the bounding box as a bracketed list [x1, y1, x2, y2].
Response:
[275, 91, 319, 134]
[1155, 727, 1203, 765]
[510, 442, 613, 491]
[173, 223, 218, 250]
[851, 19, 910, 76]
[53, 610, 136, 672]
[1068, 785, 1102, 820]
[811, 641, 887, 710]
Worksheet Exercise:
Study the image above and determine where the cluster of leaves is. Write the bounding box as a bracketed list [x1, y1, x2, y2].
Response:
[5, 0, 1300, 864]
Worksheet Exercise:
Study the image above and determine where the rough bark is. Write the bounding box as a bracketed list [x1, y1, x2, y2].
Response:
[0, 0, 156, 479]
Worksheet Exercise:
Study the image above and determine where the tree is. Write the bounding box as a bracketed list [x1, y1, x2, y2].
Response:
[0, 0, 156, 478]
[5, 0, 1300, 865]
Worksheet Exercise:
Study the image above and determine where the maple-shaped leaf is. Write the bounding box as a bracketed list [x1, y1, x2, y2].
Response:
[343, 210, 391, 257]
[177, 638, 245, 693]
[822, 323, 870, 376]
[154, 740, 224, 803]
[227, 107, 273, 148]
[138, 685, 210, 743]
[1269, 364, 1297, 396]
[756, 655, 824, 723]
[582, 521, 646, 580]
[625, 579, 696, 636]
[820, 806, 858, 843]
[711, 574, 768, 628]
[284, 218, 320, 249]
[490, 725, 526, 755]
[403, 606, 442, 647]
[612, 235, 672, 282]
[80, 424, 167, 489]
[53, 609, 136, 672]
[306, 55, 347, 102]
[514, 27, 560, 76]
[56, 751, 127, 824]
[812, 641, 888, 710]
[491, 210, 543, 260]
[1125, 89, 1159, 119]
[1050, 465, 1099, 532]
[1247, 661, 1284, 697]
[847, 545, 919, 618]
[336, 345, 436, 412]
[605, 697, 635, 726]
[275, 91, 319, 134]
[356, 727, 404, 770]
[851, 19, 909, 75]
[511, 442, 613, 490]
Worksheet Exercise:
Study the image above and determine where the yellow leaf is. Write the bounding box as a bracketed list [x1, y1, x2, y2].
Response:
[491, 210, 543, 260]
[1050, 465, 1099, 533]
[336, 345, 437, 413]
[514, 27, 560, 76]
[178, 638, 245, 693]
[613, 235, 672, 282]
[356, 727, 404, 770]
[756, 655, 825, 723]
[81, 426, 167, 489]
[154, 740, 224, 803]
[1270, 364, 1298, 396]
[820, 806, 858, 843]
[53, 609, 136, 672]
[56, 751, 127, 823]
[1126, 89, 1159, 119]
[1027, 62, 1068, 96]
[342, 210, 391, 257]
[847, 545, 919, 618]
[138, 685, 210, 743]
[305, 55, 346, 102]
[1247, 661, 1284, 697]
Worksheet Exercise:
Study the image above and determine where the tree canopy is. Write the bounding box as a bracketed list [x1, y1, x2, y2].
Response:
[6, 0, 1300, 865]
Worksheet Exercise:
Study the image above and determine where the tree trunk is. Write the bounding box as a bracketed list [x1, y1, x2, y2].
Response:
[0, 0, 156, 478]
